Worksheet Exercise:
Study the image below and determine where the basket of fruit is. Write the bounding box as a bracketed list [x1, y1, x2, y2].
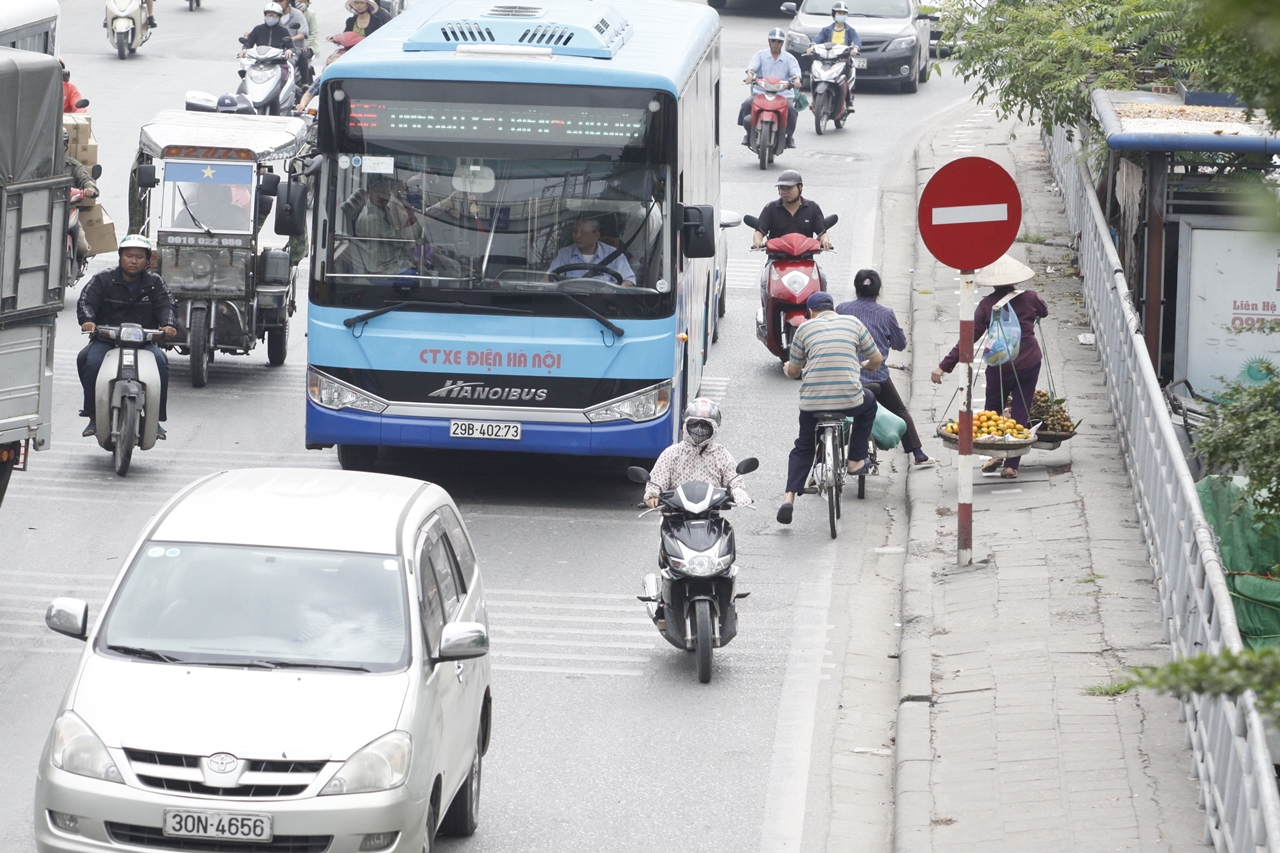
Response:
[937, 410, 1038, 453]
[1030, 390, 1080, 443]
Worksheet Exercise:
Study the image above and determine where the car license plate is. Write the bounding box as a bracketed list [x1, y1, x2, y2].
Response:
[449, 420, 522, 441]
[852, 57, 867, 68]
[163, 810, 272, 842]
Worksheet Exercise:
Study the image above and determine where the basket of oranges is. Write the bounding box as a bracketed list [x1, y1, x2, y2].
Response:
[936, 410, 1038, 452]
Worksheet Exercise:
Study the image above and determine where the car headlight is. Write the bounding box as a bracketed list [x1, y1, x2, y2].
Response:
[247, 66, 275, 84]
[320, 731, 412, 795]
[307, 367, 388, 414]
[781, 271, 811, 295]
[49, 712, 123, 784]
[787, 30, 811, 49]
[888, 34, 918, 51]
[585, 382, 671, 423]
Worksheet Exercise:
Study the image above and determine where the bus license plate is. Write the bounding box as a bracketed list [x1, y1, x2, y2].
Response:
[163, 811, 272, 842]
[852, 57, 867, 68]
[449, 421, 522, 441]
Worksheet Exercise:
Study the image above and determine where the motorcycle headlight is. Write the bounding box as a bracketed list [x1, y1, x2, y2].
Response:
[319, 731, 411, 795]
[586, 382, 671, 423]
[118, 326, 146, 343]
[247, 66, 275, 84]
[683, 555, 717, 576]
[307, 367, 388, 414]
[781, 271, 811, 295]
[189, 252, 214, 277]
[888, 34, 918, 51]
[49, 712, 123, 784]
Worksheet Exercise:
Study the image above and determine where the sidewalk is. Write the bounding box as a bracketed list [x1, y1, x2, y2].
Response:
[878, 105, 1206, 851]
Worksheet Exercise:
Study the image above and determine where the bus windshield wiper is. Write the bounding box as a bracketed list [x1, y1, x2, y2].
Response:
[105, 644, 184, 663]
[557, 294, 625, 337]
[343, 300, 533, 328]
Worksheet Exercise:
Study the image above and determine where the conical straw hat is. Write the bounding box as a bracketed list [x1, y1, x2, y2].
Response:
[973, 254, 1036, 287]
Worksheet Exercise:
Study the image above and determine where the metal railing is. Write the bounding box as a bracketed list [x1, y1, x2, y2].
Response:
[1043, 123, 1280, 852]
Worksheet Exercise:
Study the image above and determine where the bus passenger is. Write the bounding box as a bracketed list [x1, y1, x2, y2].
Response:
[547, 218, 635, 286]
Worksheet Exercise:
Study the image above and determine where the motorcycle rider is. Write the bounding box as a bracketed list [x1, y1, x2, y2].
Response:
[60, 59, 87, 113]
[777, 292, 881, 524]
[644, 399, 751, 509]
[808, 2, 860, 107]
[76, 235, 177, 439]
[64, 129, 98, 264]
[751, 170, 832, 296]
[239, 3, 295, 59]
[739, 28, 802, 150]
[275, 0, 312, 83]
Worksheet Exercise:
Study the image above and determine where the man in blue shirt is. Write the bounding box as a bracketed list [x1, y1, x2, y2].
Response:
[739, 29, 802, 150]
[547, 218, 635, 286]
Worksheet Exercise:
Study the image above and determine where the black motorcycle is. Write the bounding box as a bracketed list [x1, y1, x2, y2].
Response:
[629, 457, 758, 683]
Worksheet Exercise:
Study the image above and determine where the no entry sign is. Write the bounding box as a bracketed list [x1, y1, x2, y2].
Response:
[918, 157, 1022, 271]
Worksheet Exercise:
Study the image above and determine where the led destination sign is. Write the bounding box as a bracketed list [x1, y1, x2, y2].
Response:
[346, 100, 648, 146]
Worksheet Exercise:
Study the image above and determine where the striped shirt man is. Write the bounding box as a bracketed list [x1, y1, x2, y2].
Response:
[788, 311, 880, 411]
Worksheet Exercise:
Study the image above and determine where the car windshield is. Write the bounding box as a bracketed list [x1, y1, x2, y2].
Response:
[97, 542, 409, 672]
[161, 161, 256, 233]
[801, 0, 910, 15]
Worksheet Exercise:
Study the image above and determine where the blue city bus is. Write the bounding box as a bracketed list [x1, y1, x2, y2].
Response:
[303, 0, 730, 470]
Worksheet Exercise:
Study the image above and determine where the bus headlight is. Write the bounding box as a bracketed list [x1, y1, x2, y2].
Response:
[585, 382, 671, 423]
[307, 367, 388, 414]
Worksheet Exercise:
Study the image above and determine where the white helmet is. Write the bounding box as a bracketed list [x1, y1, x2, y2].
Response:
[683, 397, 721, 447]
[118, 234, 153, 259]
[263, 2, 284, 15]
[767, 27, 787, 42]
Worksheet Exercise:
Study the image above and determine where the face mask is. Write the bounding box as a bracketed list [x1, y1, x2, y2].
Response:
[686, 421, 712, 446]
[835, 15, 848, 23]
[264, 15, 280, 25]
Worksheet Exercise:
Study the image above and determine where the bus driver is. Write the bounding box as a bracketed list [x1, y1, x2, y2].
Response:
[547, 218, 635, 286]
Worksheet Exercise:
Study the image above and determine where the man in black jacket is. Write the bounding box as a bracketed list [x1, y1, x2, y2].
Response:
[77, 235, 178, 438]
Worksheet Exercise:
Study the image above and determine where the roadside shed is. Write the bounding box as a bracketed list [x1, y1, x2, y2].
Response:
[1090, 89, 1280, 393]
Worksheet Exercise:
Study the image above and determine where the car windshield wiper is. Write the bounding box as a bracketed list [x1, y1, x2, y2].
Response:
[556, 293, 625, 337]
[344, 300, 532, 328]
[247, 659, 375, 672]
[105, 644, 184, 663]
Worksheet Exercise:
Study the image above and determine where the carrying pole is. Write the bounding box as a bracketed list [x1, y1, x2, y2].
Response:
[957, 269, 975, 566]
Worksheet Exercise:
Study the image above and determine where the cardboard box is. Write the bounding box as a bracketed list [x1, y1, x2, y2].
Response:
[83, 210, 116, 257]
[78, 203, 105, 228]
[61, 114, 91, 145]
[75, 141, 98, 167]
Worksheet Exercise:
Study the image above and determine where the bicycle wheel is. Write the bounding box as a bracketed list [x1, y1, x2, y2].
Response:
[824, 429, 838, 539]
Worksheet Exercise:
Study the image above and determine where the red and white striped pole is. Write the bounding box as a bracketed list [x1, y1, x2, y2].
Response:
[957, 269, 975, 566]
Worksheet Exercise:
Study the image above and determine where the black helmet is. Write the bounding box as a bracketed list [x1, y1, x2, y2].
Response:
[216, 94, 239, 113]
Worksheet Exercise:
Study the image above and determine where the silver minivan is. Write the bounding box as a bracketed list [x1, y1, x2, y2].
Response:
[34, 468, 491, 853]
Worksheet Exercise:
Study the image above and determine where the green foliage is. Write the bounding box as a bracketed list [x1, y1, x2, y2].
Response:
[1195, 368, 1280, 525]
[1131, 647, 1280, 719]
[1083, 680, 1134, 696]
[1187, 0, 1280, 130]
[942, 0, 1196, 135]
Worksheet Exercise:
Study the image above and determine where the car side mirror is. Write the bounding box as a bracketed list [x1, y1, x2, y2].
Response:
[743, 214, 761, 232]
[627, 466, 650, 484]
[781, 2, 797, 12]
[136, 164, 158, 189]
[719, 209, 742, 229]
[258, 172, 281, 197]
[736, 457, 759, 475]
[916, 12, 940, 20]
[681, 204, 716, 259]
[75, 98, 89, 109]
[823, 214, 839, 230]
[437, 622, 489, 661]
[90, 164, 103, 180]
[274, 181, 308, 237]
[46, 598, 88, 641]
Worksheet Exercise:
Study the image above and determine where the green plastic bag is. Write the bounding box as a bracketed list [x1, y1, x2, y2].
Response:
[846, 407, 908, 452]
[1196, 476, 1280, 650]
[794, 92, 809, 112]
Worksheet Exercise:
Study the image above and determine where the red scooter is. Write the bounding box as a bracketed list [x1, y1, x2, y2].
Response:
[744, 213, 838, 362]
[747, 77, 791, 171]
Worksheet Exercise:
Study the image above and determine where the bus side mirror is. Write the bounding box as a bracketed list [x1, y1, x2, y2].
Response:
[136, 164, 158, 189]
[275, 182, 308, 237]
[681, 204, 716, 259]
[258, 172, 281, 197]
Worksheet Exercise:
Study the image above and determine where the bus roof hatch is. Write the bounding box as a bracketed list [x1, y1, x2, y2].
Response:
[402, 2, 632, 59]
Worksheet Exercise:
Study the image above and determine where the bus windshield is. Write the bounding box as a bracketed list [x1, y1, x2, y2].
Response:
[315, 81, 675, 321]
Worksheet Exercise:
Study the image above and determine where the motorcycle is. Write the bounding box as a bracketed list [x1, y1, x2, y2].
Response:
[103, 0, 151, 60]
[629, 457, 759, 684]
[90, 324, 164, 476]
[746, 77, 791, 171]
[744, 212, 838, 362]
[237, 39, 301, 115]
[809, 43, 856, 135]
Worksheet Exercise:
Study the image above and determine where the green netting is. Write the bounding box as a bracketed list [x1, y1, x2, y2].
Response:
[1197, 475, 1280, 651]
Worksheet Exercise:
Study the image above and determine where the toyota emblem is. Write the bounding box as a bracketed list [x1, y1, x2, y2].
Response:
[206, 753, 238, 774]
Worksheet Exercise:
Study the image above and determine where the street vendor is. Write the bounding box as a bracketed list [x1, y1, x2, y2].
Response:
[930, 254, 1048, 480]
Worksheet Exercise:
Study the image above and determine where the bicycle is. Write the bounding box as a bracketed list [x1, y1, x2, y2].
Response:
[805, 412, 848, 539]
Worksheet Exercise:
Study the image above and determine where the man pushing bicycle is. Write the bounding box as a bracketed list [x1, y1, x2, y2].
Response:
[778, 292, 881, 525]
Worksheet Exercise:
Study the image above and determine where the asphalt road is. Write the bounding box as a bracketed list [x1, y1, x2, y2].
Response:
[0, 1, 975, 850]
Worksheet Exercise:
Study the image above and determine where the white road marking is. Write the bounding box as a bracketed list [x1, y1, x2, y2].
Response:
[492, 651, 650, 664]
[931, 203, 1008, 226]
[498, 638, 656, 650]
[492, 664, 643, 677]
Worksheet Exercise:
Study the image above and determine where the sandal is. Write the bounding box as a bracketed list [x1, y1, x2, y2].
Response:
[846, 459, 867, 476]
[82, 422, 96, 438]
[1001, 468, 1018, 479]
[776, 503, 794, 524]
[982, 457, 1003, 473]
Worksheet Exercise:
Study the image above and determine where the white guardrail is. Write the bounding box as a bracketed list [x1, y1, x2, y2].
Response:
[1043, 123, 1280, 853]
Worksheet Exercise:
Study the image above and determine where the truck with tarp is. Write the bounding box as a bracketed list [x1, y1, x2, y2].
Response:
[0, 47, 73, 506]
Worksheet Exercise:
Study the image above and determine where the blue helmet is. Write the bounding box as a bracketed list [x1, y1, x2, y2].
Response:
[767, 28, 787, 42]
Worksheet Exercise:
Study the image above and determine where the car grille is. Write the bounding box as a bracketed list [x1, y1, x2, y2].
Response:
[861, 36, 889, 50]
[105, 823, 331, 852]
[124, 749, 327, 798]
